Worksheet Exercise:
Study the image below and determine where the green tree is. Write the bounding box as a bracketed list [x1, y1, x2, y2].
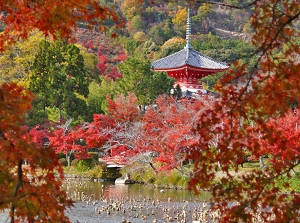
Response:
[116, 57, 175, 110]
[163, 17, 175, 41]
[121, 0, 143, 20]
[153, 37, 185, 60]
[29, 40, 53, 118]
[0, 31, 44, 85]
[148, 23, 167, 45]
[119, 36, 139, 56]
[130, 15, 145, 35]
[29, 39, 89, 125]
[133, 40, 158, 59]
[192, 33, 255, 63]
[87, 77, 117, 118]
[75, 44, 100, 82]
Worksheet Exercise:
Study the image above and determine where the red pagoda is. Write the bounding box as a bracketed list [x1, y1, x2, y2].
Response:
[151, 8, 229, 93]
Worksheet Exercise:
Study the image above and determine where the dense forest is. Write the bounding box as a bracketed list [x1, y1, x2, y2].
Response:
[0, 0, 257, 125]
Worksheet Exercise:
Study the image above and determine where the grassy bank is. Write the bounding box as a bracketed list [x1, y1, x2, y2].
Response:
[61, 158, 121, 181]
[62, 158, 299, 192]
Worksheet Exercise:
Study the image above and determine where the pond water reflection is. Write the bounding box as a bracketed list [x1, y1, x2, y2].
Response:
[64, 180, 211, 202]
[64, 179, 215, 223]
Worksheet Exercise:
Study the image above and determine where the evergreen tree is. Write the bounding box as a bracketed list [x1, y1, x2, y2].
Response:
[116, 57, 175, 110]
[29, 39, 89, 125]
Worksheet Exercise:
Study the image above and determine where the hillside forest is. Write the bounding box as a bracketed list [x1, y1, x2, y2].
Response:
[0, 0, 299, 222]
[0, 0, 257, 126]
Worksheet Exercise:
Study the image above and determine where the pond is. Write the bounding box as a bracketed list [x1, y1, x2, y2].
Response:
[0, 179, 217, 223]
[63, 179, 216, 223]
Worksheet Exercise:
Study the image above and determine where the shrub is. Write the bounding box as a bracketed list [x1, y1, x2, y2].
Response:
[120, 161, 154, 183]
[76, 160, 91, 172]
[177, 176, 188, 188]
[71, 159, 79, 166]
[121, 162, 190, 187]
[87, 165, 104, 178]
[100, 165, 121, 180]
[154, 172, 169, 186]
[142, 167, 156, 183]
[134, 31, 147, 43]
[166, 169, 182, 185]
[58, 158, 67, 166]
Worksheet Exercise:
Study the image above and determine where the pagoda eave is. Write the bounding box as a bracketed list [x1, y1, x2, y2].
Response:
[153, 64, 227, 80]
[153, 64, 228, 73]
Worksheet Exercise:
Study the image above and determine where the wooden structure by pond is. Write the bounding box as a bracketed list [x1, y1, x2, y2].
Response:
[115, 174, 134, 184]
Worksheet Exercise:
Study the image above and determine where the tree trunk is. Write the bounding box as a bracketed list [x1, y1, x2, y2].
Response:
[149, 162, 158, 173]
[66, 153, 71, 167]
[259, 156, 265, 168]
[10, 160, 23, 223]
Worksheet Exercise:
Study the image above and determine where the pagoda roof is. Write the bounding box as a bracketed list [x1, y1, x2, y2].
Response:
[151, 46, 229, 71]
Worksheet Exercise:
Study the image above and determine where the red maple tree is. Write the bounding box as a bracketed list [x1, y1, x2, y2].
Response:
[264, 109, 300, 174]
[186, 1, 300, 222]
[48, 123, 90, 166]
[0, 83, 72, 222]
[83, 93, 141, 164]
[0, 0, 121, 51]
[137, 95, 214, 171]
[0, 0, 121, 221]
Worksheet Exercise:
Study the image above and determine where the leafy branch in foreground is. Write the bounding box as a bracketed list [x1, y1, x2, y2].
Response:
[187, 0, 300, 222]
[0, 0, 121, 51]
[0, 83, 72, 222]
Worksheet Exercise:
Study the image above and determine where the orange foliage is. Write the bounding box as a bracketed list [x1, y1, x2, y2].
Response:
[107, 93, 140, 122]
[0, 0, 120, 51]
[140, 95, 214, 171]
[172, 6, 187, 26]
[186, 0, 300, 222]
[0, 83, 72, 222]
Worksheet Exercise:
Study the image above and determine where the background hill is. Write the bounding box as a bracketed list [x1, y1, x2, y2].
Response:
[72, 0, 254, 77]
[0, 0, 257, 124]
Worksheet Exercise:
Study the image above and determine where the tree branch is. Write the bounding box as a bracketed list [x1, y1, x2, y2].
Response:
[10, 160, 23, 223]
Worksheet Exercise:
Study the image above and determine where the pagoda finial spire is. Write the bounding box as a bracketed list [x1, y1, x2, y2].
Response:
[185, 7, 192, 49]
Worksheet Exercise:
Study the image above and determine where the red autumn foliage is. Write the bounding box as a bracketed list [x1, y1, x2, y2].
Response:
[83, 93, 141, 162]
[138, 95, 214, 171]
[73, 29, 127, 78]
[0, 0, 120, 51]
[29, 125, 50, 148]
[83, 114, 116, 149]
[185, 1, 300, 222]
[119, 52, 128, 61]
[106, 66, 122, 80]
[97, 62, 108, 74]
[263, 109, 300, 173]
[97, 54, 109, 64]
[0, 83, 72, 222]
[107, 93, 140, 122]
[49, 124, 90, 160]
